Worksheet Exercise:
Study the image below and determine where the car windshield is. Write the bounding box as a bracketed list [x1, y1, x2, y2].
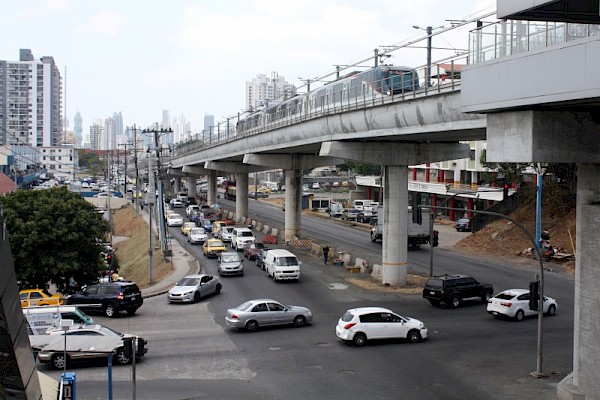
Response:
[222, 254, 240, 263]
[98, 325, 124, 337]
[190, 228, 205, 235]
[276, 256, 298, 266]
[240, 231, 254, 237]
[426, 279, 442, 288]
[495, 293, 516, 300]
[341, 311, 355, 322]
[178, 277, 200, 286]
[236, 301, 253, 311]
[210, 240, 224, 247]
[224, 228, 234, 233]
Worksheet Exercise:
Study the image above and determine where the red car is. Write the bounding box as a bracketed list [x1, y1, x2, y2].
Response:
[243, 242, 264, 260]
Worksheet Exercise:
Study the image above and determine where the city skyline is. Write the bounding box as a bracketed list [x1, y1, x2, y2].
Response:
[0, 0, 495, 138]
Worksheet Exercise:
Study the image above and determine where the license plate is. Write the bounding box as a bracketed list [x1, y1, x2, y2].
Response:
[492, 312, 498, 316]
[430, 291, 435, 295]
[131, 296, 136, 300]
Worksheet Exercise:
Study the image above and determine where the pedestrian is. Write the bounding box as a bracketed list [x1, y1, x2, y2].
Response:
[322, 245, 330, 265]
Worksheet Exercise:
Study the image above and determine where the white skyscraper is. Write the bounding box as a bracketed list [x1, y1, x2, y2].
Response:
[0, 49, 62, 146]
[245, 72, 295, 111]
[172, 114, 188, 144]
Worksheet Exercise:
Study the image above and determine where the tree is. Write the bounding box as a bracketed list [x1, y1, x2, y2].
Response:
[78, 150, 106, 177]
[346, 162, 381, 176]
[479, 149, 530, 184]
[1, 186, 111, 293]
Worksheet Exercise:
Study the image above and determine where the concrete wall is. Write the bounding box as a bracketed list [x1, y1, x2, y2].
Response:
[462, 35, 600, 113]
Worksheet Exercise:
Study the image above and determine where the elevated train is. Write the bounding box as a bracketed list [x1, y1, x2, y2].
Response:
[237, 65, 419, 135]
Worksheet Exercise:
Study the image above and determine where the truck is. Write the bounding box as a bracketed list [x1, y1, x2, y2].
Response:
[370, 205, 433, 247]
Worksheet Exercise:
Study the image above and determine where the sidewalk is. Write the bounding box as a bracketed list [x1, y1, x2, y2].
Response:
[138, 207, 200, 298]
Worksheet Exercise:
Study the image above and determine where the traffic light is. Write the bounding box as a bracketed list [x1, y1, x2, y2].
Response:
[432, 230, 439, 247]
[529, 280, 540, 311]
[503, 184, 509, 200]
[106, 253, 112, 265]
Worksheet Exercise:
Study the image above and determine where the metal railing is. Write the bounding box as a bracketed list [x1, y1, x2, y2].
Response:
[172, 54, 469, 160]
[469, 19, 600, 64]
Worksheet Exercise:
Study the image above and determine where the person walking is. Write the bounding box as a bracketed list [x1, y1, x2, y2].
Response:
[322, 245, 330, 265]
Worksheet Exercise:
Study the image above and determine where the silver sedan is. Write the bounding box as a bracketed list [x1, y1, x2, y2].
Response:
[167, 274, 222, 303]
[225, 299, 312, 332]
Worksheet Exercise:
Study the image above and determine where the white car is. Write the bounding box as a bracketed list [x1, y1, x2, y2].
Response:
[335, 307, 428, 347]
[219, 226, 234, 242]
[167, 274, 222, 303]
[166, 214, 184, 227]
[170, 199, 183, 208]
[487, 289, 558, 321]
[188, 228, 208, 244]
[186, 205, 200, 218]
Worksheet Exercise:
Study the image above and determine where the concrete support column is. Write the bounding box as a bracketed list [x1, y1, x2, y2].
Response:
[173, 177, 181, 193]
[235, 173, 249, 220]
[468, 198, 474, 219]
[449, 197, 455, 221]
[411, 168, 417, 180]
[471, 171, 478, 189]
[453, 165, 461, 188]
[382, 165, 409, 286]
[284, 169, 302, 241]
[425, 163, 430, 182]
[439, 170, 445, 183]
[186, 177, 197, 199]
[207, 171, 217, 205]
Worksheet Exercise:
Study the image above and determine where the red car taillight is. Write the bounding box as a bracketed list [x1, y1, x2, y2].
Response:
[343, 322, 356, 330]
[231, 314, 239, 320]
[117, 292, 124, 300]
[500, 302, 512, 307]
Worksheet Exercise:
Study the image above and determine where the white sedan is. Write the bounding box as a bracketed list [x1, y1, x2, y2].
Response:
[188, 228, 208, 244]
[336, 307, 427, 346]
[166, 214, 184, 227]
[487, 289, 557, 321]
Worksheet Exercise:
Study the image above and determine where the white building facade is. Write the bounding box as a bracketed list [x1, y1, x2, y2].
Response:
[39, 145, 78, 180]
[245, 72, 296, 111]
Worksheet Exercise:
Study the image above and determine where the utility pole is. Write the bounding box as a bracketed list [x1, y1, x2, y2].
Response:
[147, 151, 155, 284]
[132, 125, 140, 214]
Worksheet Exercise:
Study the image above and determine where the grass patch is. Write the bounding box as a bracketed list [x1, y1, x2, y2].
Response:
[112, 206, 173, 289]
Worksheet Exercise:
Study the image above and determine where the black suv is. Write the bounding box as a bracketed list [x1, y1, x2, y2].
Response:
[67, 282, 143, 318]
[422, 274, 493, 308]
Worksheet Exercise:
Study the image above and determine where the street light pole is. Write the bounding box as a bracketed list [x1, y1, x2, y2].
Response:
[426, 26, 432, 87]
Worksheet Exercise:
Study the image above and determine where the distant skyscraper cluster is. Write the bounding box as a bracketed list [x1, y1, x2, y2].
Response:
[0, 49, 62, 147]
[246, 72, 295, 111]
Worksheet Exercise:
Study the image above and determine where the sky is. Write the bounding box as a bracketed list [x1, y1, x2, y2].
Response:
[0, 0, 496, 136]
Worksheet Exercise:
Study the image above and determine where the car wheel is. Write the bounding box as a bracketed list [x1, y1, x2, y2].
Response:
[352, 333, 367, 347]
[482, 291, 492, 303]
[408, 330, 422, 343]
[116, 347, 131, 365]
[293, 315, 306, 328]
[515, 309, 525, 321]
[105, 304, 117, 318]
[193, 291, 201, 303]
[547, 304, 557, 316]
[215, 284, 222, 295]
[370, 232, 377, 242]
[51, 353, 68, 370]
[245, 320, 258, 332]
[126, 308, 137, 316]
[451, 296, 461, 308]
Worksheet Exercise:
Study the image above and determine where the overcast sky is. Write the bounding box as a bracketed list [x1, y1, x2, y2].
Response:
[1, 0, 496, 135]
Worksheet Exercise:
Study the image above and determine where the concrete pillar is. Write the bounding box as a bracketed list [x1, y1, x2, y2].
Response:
[449, 197, 455, 221]
[453, 165, 461, 188]
[471, 171, 478, 189]
[235, 172, 249, 220]
[174, 177, 181, 193]
[564, 163, 600, 398]
[187, 177, 197, 199]
[207, 170, 217, 205]
[467, 198, 474, 219]
[284, 169, 302, 241]
[439, 170, 445, 183]
[425, 163, 430, 182]
[382, 165, 409, 286]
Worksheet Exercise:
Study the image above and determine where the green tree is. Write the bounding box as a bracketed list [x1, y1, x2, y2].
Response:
[346, 162, 381, 176]
[479, 149, 530, 184]
[1, 186, 111, 293]
[78, 150, 106, 177]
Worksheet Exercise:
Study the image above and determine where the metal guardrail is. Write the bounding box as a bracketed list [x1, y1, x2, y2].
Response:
[469, 19, 600, 64]
[171, 54, 469, 160]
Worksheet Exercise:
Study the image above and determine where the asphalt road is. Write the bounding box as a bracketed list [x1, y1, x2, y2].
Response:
[37, 204, 574, 399]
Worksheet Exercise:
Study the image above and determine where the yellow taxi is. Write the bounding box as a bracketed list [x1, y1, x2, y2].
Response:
[181, 222, 196, 235]
[203, 238, 227, 258]
[19, 289, 64, 308]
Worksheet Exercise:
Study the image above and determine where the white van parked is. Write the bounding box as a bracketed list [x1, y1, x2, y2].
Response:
[231, 227, 256, 251]
[352, 199, 379, 211]
[264, 249, 301, 282]
[23, 306, 94, 335]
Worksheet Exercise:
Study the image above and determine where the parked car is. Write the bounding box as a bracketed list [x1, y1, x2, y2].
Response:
[166, 214, 184, 227]
[181, 221, 196, 235]
[167, 274, 222, 303]
[248, 191, 268, 199]
[36, 324, 147, 369]
[335, 307, 428, 347]
[327, 203, 344, 218]
[487, 289, 557, 321]
[342, 208, 360, 221]
[188, 228, 209, 244]
[217, 251, 244, 276]
[20, 289, 64, 308]
[170, 199, 183, 208]
[422, 274, 493, 308]
[66, 281, 143, 318]
[356, 210, 376, 224]
[454, 218, 472, 232]
[255, 247, 270, 270]
[225, 299, 312, 332]
[203, 238, 227, 258]
[243, 242, 264, 260]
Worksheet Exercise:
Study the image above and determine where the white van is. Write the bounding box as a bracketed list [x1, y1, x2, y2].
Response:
[23, 306, 94, 335]
[353, 199, 379, 211]
[231, 227, 256, 251]
[264, 249, 301, 282]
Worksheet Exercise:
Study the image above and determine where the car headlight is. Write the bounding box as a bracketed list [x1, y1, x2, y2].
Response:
[184, 291, 193, 295]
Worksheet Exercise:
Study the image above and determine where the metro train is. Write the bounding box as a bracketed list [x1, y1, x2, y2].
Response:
[236, 65, 419, 135]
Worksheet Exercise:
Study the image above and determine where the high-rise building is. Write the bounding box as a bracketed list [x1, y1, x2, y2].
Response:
[74, 111, 83, 147]
[89, 120, 102, 150]
[173, 114, 188, 144]
[113, 112, 123, 136]
[203, 114, 214, 139]
[103, 117, 115, 150]
[0, 49, 62, 147]
[245, 72, 295, 111]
